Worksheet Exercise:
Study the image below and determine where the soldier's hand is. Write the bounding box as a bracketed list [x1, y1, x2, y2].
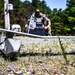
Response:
[44, 26, 48, 29]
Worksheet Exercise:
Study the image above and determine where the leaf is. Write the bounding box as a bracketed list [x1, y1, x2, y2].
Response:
[68, 17, 75, 23]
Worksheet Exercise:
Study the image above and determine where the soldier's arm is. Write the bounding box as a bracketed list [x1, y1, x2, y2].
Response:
[48, 19, 51, 26]
[40, 13, 44, 17]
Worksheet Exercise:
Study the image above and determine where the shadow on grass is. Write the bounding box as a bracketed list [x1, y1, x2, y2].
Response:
[20, 51, 75, 57]
[0, 51, 18, 61]
[0, 51, 75, 60]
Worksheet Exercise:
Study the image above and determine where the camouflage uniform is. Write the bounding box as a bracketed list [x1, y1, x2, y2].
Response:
[42, 16, 51, 36]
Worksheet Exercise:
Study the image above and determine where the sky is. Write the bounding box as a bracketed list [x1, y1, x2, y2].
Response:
[21, 0, 67, 10]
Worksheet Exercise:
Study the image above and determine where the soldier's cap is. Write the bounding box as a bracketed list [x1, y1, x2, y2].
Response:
[36, 9, 40, 12]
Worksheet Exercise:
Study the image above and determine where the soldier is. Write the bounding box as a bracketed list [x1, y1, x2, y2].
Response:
[29, 9, 43, 29]
[42, 14, 51, 36]
[29, 9, 51, 36]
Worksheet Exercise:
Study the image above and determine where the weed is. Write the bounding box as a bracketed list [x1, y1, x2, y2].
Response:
[20, 61, 29, 75]
[58, 36, 69, 64]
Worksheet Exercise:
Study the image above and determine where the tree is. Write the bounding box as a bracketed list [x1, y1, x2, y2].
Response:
[66, 0, 75, 8]
[64, 0, 75, 35]
[0, 0, 4, 28]
[32, 0, 39, 10]
[51, 8, 64, 35]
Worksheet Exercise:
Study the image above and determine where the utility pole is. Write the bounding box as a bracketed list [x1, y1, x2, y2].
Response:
[4, 0, 10, 30]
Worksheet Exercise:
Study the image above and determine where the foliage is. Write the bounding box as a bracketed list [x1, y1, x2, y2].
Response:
[32, 0, 39, 10]
[0, 0, 4, 28]
[0, 0, 75, 35]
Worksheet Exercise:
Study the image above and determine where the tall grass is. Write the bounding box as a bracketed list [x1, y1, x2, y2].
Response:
[58, 36, 69, 64]
[20, 61, 29, 75]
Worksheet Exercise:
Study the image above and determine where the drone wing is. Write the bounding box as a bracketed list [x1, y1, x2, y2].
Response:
[0, 28, 42, 38]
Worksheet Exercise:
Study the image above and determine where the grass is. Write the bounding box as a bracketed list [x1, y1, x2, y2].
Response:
[0, 37, 75, 75]
[58, 36, 69, 64]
